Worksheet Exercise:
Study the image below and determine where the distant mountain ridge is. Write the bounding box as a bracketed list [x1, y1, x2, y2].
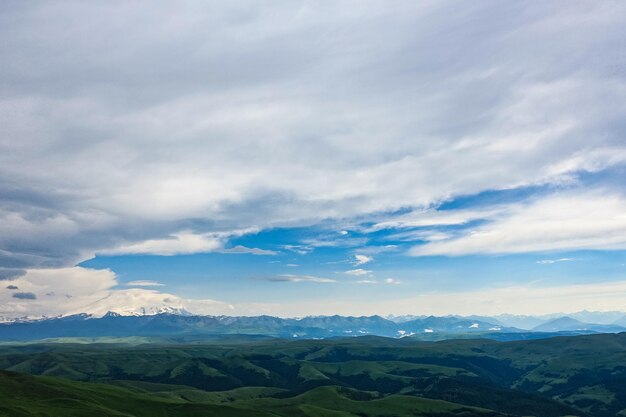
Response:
[0, 313, 516, 341]
[533, 316, 626, 333]
[613, 315, 626, 327]
[388, 311, 626, 329]
[0, 312, 623, 341]
[4, 308, 623, 327]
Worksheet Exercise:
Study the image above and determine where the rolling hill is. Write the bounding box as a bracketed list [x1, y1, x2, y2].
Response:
[2, 332, 626, 416]
[0, 369, 509, 417]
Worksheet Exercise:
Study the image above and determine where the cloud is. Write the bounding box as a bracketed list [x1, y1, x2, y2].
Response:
[401, 280, 626, 316]
[99, 230, 274, 257]
[353, 254, 373, 266]
[218, 245, 277, 255]
[0, 0, 625, 326]
[243, 279, 626, 317]
[350, 278, 397, 285]
[100, 232, 223, 256]
[0, 266, 241, 318]
[368, 208, 505, 231]
[0, 1, 624, 275]
[0, 267, 118, 317]
[2, 266, 626, 318]
[388, 230, 454, 243]
[0, 268, 26, 280]
[125, 280, 164, 287]
[12, 292, 36, 300]
[411, 190, 626, 256]
[344, 268, 371, 276]
[67, 288, 230, 317]
[302, 237, 369, 249]
[355, 245, 399, 255]
[282, 245, 314, 255]
[265, 274, 337, 283]
[537, 258, 576, 265]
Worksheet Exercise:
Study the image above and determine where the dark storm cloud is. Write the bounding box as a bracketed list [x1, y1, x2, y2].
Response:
[12, 292, 37, 300]
[0, 268, 26, 280]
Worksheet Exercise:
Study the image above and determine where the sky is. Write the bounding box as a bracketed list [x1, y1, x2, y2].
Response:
[1, 1, 626, 318]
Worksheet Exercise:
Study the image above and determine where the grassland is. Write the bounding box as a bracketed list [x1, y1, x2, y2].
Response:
[1, 333, 625, 416]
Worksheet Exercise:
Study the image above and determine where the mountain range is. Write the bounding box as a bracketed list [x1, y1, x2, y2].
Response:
[0, 312, 624, 342]
[532, 316, 626, 333]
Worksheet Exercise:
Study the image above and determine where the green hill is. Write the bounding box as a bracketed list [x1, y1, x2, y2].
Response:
[2, 333, 625, 416]
[0, 370, 506, 417]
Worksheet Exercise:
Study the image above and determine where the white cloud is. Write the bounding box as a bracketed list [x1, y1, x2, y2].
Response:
[125, 280, 164, 287]
[385, 229, 455, 243]
[0, 267, 237, 319]
[302, 237, 369, 249]
[282, 245, 314, 255]
[2, 266, 626, 319]
[344, 268, 371, 276]
[0, 0, 625, 325]
[400, 280, 626, 316]
[100, 232, 222, 256]
[0, 267, 286, 318]
[353, 254, 373, 265]
[0, 2, 624, 273]
[65, 289, 232, 317]
[247, 280, 626, 317]
[411, 190, 626, 256]
[369, 207, 505, 231]
[355, 245, 399, 255]
[218, 245, 277, 255]
[0, 267, 118, 317]
[537, 258, 576, 265]
[99, 231, 276, 257]
[350, 277, 398, 285]
[267, 274, 337, 283]
[84, 279, 626, 317]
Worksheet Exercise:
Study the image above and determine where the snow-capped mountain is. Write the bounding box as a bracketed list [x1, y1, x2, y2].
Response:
[65, 289, 194, 318]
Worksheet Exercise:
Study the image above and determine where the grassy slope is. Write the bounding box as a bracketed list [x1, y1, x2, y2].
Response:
[0, 336, 593, 416]
[2, 334, 625, 416]
[0, 370, 507, 417]
[0, 370, 274, 417]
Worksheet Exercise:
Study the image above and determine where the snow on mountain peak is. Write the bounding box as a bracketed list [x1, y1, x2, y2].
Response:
[65, 289, 193, 318]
